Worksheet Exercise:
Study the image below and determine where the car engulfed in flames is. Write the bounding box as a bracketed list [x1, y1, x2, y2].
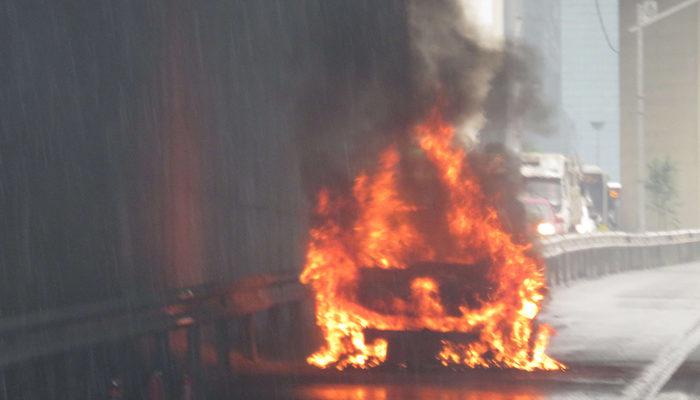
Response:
[300, 108, 564, 371]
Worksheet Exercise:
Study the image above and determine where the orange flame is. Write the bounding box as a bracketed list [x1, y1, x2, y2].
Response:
[300, 107, 564, 371]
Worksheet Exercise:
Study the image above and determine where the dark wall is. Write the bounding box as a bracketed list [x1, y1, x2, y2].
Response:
[0, 0, 409, 315]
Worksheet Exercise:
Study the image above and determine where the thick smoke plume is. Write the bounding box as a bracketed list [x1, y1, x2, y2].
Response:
[295, 0, 549, 242]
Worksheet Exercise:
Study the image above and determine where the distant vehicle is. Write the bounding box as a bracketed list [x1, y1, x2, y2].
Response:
[520, 153, 583, 232]
[521, 196, 564, 236]
[581, 164, 609, 229]
[607, 181, 622, 230]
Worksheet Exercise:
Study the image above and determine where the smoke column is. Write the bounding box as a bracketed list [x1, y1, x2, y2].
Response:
[294, 0, 551, 244]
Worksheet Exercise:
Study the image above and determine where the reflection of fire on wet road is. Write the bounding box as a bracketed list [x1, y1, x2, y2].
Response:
[292, 384, 544, 400]
[300, 108, 564, 371]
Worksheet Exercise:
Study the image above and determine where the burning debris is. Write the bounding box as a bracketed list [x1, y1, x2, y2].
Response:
[297, 0, 563, 371]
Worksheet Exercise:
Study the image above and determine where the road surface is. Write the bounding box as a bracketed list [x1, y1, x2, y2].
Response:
[233, 260, 700, 399]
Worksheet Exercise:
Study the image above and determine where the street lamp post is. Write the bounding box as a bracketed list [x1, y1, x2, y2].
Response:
[628, 0, 700, 232]
[635, 21, 646, 233]
[590, 120, 605, 166]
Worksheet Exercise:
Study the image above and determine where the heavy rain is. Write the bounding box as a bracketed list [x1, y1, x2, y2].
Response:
[2, 1, 700, 399]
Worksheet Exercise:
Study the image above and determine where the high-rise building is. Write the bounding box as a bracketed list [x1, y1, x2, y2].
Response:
[619, 0, 700, 230]
[561, 0, 620, 180]
[471, 1, 620, 185]
[503, 0, 565, 153]
[499, 1, 620, 183]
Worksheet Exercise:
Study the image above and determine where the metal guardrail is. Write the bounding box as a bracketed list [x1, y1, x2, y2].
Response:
[541, 230, 700, 287]
[0, 272, 307, 397]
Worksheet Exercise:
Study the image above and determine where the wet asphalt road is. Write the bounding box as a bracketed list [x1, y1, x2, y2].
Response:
[658, 346, 700, 399]
[230, 261, 700, 399]
[232, 370, 623, 399]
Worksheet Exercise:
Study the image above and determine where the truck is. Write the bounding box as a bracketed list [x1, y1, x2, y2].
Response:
[520, 152, 584, 233]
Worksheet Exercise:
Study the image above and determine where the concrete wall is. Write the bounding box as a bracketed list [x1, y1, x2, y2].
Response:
[619, 0, 700, 231]
[0, 0, 408, 315]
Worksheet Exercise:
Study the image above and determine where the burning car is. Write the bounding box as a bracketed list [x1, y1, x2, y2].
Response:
[300, 109, 564, 371]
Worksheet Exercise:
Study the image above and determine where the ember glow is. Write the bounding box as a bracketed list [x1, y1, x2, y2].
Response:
[300, 108, 564, 371]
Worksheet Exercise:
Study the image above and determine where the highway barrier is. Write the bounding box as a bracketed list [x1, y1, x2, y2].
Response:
[541, 230, 700, 287]
[3, 230, 700, 396]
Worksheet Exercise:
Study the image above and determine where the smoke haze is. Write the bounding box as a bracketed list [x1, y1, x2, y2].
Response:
[295, 0, 551, 245]
[295, 0, 551, 199]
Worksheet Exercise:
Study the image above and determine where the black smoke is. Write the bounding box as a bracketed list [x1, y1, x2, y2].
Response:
[295, 0, 494, 195]
[295, 0, 550, 245]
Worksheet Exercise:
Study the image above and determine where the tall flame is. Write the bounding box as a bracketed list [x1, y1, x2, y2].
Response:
[300, 108, 564, 371]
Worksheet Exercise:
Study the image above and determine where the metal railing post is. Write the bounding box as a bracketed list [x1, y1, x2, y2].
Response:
[215, 319, 231, 373]
[243, 315, 259, 362]
[268, 306, 282, 357]
[153, 331, 173, 397]
[186, 325, 201, 398]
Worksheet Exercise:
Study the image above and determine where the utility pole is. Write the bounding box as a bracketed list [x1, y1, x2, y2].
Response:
[636, 21, 646, 233]
[628, 0, 699, 232]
